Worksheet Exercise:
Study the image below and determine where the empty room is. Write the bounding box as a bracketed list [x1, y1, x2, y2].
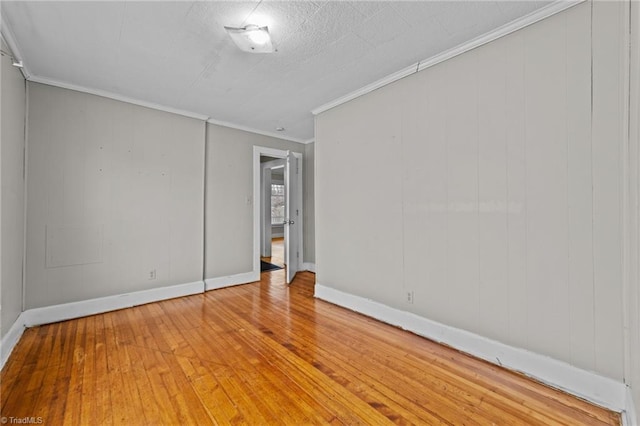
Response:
[1, 0, 639, 424]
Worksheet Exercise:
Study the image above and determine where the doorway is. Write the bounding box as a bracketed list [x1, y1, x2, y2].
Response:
[261, 237, 284, 271]
[260, 156, 285, 268]
[253, 146, 303, 284]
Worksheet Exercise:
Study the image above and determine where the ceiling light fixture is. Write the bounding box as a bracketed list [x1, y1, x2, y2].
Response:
[276, 127, 285, 131]
[224, 25, 275, 53]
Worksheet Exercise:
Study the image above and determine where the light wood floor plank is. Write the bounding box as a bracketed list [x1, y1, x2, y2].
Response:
[0, 252, 621, 425]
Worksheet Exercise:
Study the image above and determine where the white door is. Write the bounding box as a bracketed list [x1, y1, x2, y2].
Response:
[284, 151, 300, 283]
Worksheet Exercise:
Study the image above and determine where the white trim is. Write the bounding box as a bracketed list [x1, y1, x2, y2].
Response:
[0, 314, 27, 370]
[207, 118, 307, 144]
[0, 16, 31, 80]
[311, 0, 584, 116]
[20, 76, 313, 144]
[623, 387, 638, 426]
[253, 146, 305, 284]
[416, 0, 583, 74]
[1, 3, 312, 141]
[1, 280, 204, 369]
[22, 280, 204, 327]
[303, 138, 315, 145]
[254, 147, 283, 280]
[302, 262, 316, 273]
[205, 271, 259, 291]
[315, 283, 627, 413]
[311, 64, 417, 115]
[28, 76, 209, 121]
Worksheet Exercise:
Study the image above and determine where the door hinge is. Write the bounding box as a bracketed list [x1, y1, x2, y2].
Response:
[296, 209, 299, 216]
[297, 251, 299, 258]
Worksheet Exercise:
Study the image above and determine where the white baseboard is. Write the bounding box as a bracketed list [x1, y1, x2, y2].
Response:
[315, 283, 628, 413]
[1, 280, 204, 370]
[623, 388, 639, 426]
[302, 262, 316, 273]
[1, 313, 27, 370]
[22, 280, 204, 327]
[205, 271, 259, 291]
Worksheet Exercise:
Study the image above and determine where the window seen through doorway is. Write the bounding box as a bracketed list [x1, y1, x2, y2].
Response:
[271, 184, 285, 225]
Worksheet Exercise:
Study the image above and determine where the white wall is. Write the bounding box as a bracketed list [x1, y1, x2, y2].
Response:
[25, 83, 205, 309]
[1, 41, 26, 338]
[15, 82, 316, 310]
[204, 123, 307, 279]
[316, 1, 627, 381]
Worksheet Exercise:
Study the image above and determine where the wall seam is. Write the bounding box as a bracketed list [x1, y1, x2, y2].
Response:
[565, 12, 573, 366]
[589, 0, 597, 374]
[202, 121, 208, 288]
[621, 0, 633, 387]
[20, 80, 29, 312]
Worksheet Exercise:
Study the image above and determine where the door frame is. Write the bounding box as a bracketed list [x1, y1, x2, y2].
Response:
[253, 146, 303, 278]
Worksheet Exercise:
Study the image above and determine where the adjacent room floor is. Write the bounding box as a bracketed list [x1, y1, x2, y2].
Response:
[262, 237, 285, 268]
[1, 267, 620, 424]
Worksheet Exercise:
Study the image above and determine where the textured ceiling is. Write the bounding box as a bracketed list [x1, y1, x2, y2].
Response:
[1, 1, 552, 142]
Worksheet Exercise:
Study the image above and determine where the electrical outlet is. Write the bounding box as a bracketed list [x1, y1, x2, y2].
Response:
[149, 269, 156, 280]
[407, 291, 414, 304]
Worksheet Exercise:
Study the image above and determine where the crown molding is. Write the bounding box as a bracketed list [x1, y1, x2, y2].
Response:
[28, 75, 210, 121]
[311, 63, 416, 115]
[416, 0, 584, 73]
[311, 0, 584, 116]
[206, 117, 308, 144]
[1, 15, 31, 79]
[29, 74, 313, 143]
[3, 0, 584, 138]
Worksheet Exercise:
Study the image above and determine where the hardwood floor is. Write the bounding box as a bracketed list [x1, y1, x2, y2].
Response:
[1, 269, 620, 425]
[261, 237, 284, 267]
